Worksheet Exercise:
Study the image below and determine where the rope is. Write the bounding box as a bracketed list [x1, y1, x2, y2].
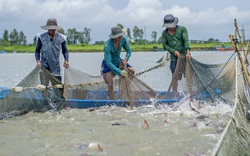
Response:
[135, 61, 165, 76]
[12, 84, 63, 92]
[136, 51, 168, 76]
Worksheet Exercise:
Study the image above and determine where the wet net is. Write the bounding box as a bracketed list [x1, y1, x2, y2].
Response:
[165, 36, 250, 156]
[211, 50, 250, 156]
[63, 66, 157, 107]
[162, 47, 250, 155]
[0, 67, 64, 119]
[174, 54, 235, 101]
[209, 22, 250, 154]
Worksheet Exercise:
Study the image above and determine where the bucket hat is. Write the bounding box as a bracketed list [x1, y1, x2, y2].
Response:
[108, 26, 124, 38]
[162, 14, 179, 28]
[41, 18, 62, 30]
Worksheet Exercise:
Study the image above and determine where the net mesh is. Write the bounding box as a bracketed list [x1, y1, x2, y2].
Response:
[63, 67, 157, 107]
[212, 19, 250, 155]
[0, 67, 64, 119]
[161, 54, 236, 102]
[211, 53, 250, 156]
[62, 52, 238, 109]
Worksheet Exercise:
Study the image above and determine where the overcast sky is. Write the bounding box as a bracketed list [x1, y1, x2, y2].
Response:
[1, 0, 250, 44]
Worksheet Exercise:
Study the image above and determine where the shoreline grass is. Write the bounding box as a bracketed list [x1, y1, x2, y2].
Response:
[0, 42, 236, 53]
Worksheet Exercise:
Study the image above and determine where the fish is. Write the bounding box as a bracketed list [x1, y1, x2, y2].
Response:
[109, 119, 128, 126]
[149, 93, 160, 108]
[87, 143, 103, 152]
[46, 97, 61, 114]
[189, 101, 200, 113]
[143, 119, 150, 129]
[195, 115, 209, 120]
[138, 119, 150, 130]
[164, 118, 171, 123]
[72, 142, 103, 155]
[0, 110, 28, 119]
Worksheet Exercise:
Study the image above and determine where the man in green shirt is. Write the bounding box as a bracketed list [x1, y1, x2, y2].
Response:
[161, 14, 191, 97]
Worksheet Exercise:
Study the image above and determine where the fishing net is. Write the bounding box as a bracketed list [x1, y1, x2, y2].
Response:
[161, 53, 236, 103]
[0, 67, 64, 119]
[63, 66, 157, 108]
[61, 50, 239, 109]
[211, 52, 250, 156]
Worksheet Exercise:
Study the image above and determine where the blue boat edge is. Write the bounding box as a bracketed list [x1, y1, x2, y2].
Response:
[0, 86, 220, 109]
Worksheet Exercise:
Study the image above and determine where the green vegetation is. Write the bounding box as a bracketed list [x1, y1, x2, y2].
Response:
[0, 42, 236, 53]
[0, 45, 35, 53]
[190, 42, 233, 51]
[1, 25, 243, 53]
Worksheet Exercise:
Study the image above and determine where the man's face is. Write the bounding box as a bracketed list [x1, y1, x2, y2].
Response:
[167, 27, 176, 31]
[113, 36, 122, 43]
[48, 29, 56, 37]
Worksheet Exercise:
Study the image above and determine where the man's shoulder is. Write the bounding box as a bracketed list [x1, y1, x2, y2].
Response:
[38, 32, 49, 40]
[40, 32, 48, 37]
[57, 33, 67, 40]
[177, 25, 187, 30]
[104, 39, 112, 46]
[161, 29, 168, 37]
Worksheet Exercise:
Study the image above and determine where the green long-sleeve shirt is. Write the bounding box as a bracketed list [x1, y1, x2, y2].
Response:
[161, 25, 191, 61]
[103, 36, 131, 75]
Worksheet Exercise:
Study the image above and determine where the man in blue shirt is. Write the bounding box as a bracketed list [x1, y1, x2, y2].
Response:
[101, 26, 135, 100]
[35, 18, 69, 99]
[35, 18, 69, 82]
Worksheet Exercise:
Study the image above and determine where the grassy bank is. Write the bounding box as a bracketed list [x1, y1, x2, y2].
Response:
[0, 42, 234, 53]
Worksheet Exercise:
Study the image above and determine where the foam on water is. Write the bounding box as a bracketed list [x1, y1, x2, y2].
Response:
[0, 97, 233, 156]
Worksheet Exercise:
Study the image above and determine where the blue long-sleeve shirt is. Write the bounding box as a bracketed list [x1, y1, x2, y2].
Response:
[35, 38, 69, 62]
[35, 32, 69, 76]
[103, 36, 131, 75]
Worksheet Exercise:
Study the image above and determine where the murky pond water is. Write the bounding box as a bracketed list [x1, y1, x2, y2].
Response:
[0, 51, 235, 155]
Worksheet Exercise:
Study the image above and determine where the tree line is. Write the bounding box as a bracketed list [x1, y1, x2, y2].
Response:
[0, 29, 27, 46]
[0, 27, 92, 46]
[0, 23, 160, 46]
[117, 24, 158, 45]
